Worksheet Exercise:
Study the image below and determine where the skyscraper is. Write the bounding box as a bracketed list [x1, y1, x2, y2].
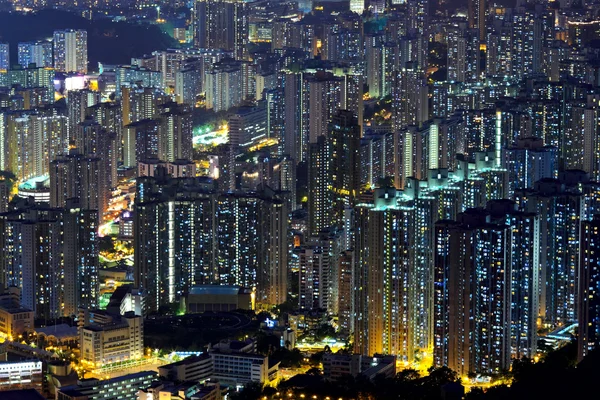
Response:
[135, 173, 217, 312]
[566, 105, 600, 180]
[515, 178, 582, 328]
[204, 60, 244, 112]
[227, 105, 267, 149]
[578, 215, 600, 361]
[392, 62, 428, 133]
[354, 187, 411, 359]
[447, 24, 480, 83]
[18, 41, 53, 68]
[434, 208, 511, 375]
[50, 150, 101, 211]
[0, 204, 63, 320]
[134, 171, 289, 312]
[217, 191, 288, 303]
[53, 29, 88, 73]
[74, 118, 114, 220]
[307, 71, 343, 145]
[349, 0, 364, 14]
[124, 119, 160, 167]
[308, 136, 333, 237]
[329, 110, 361, 219]
[67, 89, 101, 139]
[468, 0, 485, 42]
[158, 102, 193, 162]
[0, 200, 97, 321]
[87, 101, 122, 185]
[62, 199, 99, 316]
[297, 229, 343, 313]
[194, 0, 248, 60]
[0, 43, 10, 70]
[257, 194, 289, 307]
[283, 71, 305, 163]
[503, 137, 558, 198]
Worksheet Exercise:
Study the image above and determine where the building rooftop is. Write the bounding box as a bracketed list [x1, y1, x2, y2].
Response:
[62, 371, 157, 392]
[158, 353, 210, 369]
[35, 324, 78, 340]
[0, 302, 33, 314]
[18, 175, 49, 191]
[189, 285, 245, 296]
[211, 351, 265, 361]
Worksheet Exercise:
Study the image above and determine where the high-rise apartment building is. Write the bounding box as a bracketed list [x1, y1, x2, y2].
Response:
[503, 137, 558, 198]
[227, 105, 267, 149]
[468, 0, 485, 42]
[392, 62, 428, 133]
[73, 118, 114, 220]
[87, 101, 122, 184]
[49, 149, 101, 211]
[175, 67, 202, 105]
[0, 113, 55, 181]
[0, 200, 98, 320]
[158, 102, 193, 162]
[515, 178, 582, 328]
[134, 173, 217, 312]
[354, 187, 411, 360]
[0, 205, 62, 320]
[308, 136, 333, 237]
[359, 132, 396, 189]
[297, 229, 344, 313]
[194, 0, 248, 60]
[329, 110, 361, 219]
[3, 64, 55, 103]
[283, 71, 305, 163]
[63, 199, 99, 316]
[67, 89, 101, 139]
[433, 208, 512, 375]
[217, 191, 288, 306]
[204, 60, 244, 112]
[447, 24, 480, 83]
[578, 215, 600, 361]
[566, 105, 600, 180]
[17, 41, 53, 68]
[53, 29, 88, 73]
[32, 115, 70, 170]
[124, 119, 160, 167]
[306, 71, 343, 145]
[0, 43, 9, 70]
[134, 170, 289, 312]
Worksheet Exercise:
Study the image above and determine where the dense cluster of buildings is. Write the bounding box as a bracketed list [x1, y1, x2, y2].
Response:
[0, 1, 599, 398]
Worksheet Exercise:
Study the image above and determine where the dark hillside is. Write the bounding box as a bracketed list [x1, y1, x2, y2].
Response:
[0, 9, 178, 68]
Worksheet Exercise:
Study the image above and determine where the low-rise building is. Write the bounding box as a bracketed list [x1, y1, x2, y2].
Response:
[322, 353, 396, 382]
[0, 289, 34, 339]
[138, 380, 221, 400]
[0, 303, 34, 340]
[158, 353, 213, 382]
[0, 360, 43, 393]
[106, 285, 146, 317]
[158, 339, 279, 389]
[57, 371, 156, 400]
[36, 324, 78, 349]
[210, 352, 276, 388]
[185, 286, 253, 313]
[79, 310, 143, 365]
[208, 339, 255, 354]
